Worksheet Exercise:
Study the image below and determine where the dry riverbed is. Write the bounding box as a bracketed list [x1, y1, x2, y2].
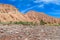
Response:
[0, 25, 60, 40]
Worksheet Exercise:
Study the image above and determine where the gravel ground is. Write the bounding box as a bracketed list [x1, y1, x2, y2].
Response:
[0, 25, 60, 40]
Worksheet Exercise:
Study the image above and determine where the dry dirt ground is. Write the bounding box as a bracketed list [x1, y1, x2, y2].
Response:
[0, 25, 60, 40]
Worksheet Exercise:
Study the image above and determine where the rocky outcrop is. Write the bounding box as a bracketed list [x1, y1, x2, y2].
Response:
[0, 4, 28, 22]
[25, 11, 59, 24]
[0, 4, 60, 24]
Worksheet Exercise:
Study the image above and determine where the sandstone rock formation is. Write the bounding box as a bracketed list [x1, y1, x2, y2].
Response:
[0, 4, 18, 13]
[0, 4, 29, 22]
[25, 11, 59, 24]
[0, 4, 60, 24]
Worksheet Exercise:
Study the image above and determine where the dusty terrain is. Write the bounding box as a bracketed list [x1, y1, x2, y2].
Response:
[0, 25, 60, 40]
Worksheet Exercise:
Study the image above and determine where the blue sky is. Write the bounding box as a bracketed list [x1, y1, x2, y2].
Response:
[0, 0, 60, 18]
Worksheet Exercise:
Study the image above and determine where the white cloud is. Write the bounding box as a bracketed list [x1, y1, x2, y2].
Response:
[38, 4, 44, 8]
[21, 4, 44, 13]
[34, 0, 60, 5]
[21, 5, 38, 13]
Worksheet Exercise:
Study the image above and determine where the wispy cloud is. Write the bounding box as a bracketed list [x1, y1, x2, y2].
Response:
[21, 4, 44, 13]
[21, 5, 37, 13]
[38, 4, 44, 8]
[34, 0, 60, 5]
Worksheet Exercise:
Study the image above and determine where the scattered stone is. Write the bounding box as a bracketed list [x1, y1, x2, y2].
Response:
[0, 25, 59, 40]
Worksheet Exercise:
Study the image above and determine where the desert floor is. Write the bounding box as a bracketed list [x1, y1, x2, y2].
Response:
[0, 25, 60, 40]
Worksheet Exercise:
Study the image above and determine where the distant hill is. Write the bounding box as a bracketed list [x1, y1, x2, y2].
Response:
[0, 4, 60, 24]
[25, 11, 60, 24]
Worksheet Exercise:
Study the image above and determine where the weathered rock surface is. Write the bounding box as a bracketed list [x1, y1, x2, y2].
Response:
[0, 4, 60, 24]
[0, 25, 60, 40]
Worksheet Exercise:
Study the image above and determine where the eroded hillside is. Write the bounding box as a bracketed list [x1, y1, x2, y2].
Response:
[0, 4, 60, 24]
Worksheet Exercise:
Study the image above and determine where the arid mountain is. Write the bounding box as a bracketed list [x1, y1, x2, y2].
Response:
[0, 4, 60, 24]
[0, 4, 18, 13]
[0, 4, 28, 22]
[25, 11, 60, 24]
